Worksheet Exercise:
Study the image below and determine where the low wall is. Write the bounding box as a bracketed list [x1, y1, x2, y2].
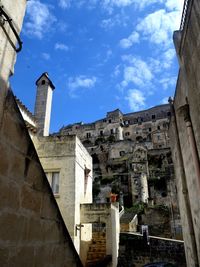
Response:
[117, 233, 186, 267]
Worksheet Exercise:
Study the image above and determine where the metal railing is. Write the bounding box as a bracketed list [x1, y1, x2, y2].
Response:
[180, 0, 190, 31]
[0, 5, 23, 52]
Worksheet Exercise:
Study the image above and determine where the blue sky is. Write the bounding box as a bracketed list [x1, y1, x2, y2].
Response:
[11, 0, 184, 133]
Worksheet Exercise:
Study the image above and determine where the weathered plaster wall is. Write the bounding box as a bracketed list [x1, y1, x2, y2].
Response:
[33, 135, 93, 256]
[170, 0, 200, 266]
[0, 0, 26, 85]
[117, 233, 186, 267]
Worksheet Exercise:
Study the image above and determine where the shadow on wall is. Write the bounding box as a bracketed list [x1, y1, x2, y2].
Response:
[0, 85, 83, 266]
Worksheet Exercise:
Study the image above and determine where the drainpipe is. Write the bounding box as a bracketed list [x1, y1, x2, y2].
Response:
[169, 98, 198, 266]
[177, 102, 200, 191]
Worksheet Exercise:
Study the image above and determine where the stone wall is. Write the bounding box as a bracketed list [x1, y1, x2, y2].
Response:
[0, 89, 83, 266]
[0, 1, 82, 266]
[117, 233, 186, 267]
[169, 0, 200, 266]
[60, 105, 170, 149]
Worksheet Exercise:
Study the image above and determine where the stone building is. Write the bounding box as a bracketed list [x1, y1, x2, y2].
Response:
[169, 0, 200, 266]
[0, 1, 83, 266]
[60, 100, 179, 238]
[17, 72, 120, 267]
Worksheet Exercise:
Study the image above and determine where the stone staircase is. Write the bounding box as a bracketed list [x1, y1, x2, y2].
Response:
[85, 232, 111, 267]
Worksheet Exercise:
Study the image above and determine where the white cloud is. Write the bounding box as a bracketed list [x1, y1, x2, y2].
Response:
[25, 0, 56, 39]
[162, 48, 176, 69]
[161, 97, 169, 104]
[68, 75, 97, 97]
[101, 0, 159, 11]
[55, 43, 69, 51]
[136, 9, 179, 47]
[125, 89, 146, 111]
[135, 0, 183, 47]
[116, 0, 183, 48]
[119, 31, 139, 49]
[59, 0, 71, 9]
[113, 65, 121, 77]
[165, 0, 184, 12]
[41, 53, 50, 60]
[159, 76, 177, 90]
[121, 56, 153, 87]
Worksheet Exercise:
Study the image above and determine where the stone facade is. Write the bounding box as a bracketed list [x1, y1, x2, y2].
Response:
[32, 134, 93, 257]
[117, 233, 186, 267]
[169, 0, 200, 266]
[60, 105, 171, 150]
[17, 73, 120, 266]
[60, 105, 180, 238]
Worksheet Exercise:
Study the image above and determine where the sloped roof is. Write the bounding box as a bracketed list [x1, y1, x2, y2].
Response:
[35, 72, 55, 90]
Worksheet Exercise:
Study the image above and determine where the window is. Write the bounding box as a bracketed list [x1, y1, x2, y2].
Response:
[46, 172, 59, 194]
[157, 125, 160, 130]
[152, 114, 156, 120]
[86, 132, 91, 138]
[149, 127, 151, 132]
[100, 130, 104, 136]
[110, 129, 114, 134]
[119, 151, 125, 156]
[125, 132, 130, 136]
[109, 119, 112, 123]
[41, 80, 46, 85]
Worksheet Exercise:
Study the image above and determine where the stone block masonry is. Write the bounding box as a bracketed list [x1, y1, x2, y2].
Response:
[0, 89, 83, 266]
[117, 233, 186, 267]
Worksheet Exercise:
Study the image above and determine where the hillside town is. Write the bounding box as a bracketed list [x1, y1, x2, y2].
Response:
[0, 0, 200, 267]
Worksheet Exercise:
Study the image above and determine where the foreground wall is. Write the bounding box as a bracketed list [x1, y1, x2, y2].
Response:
[117, 233, 186, 267]
[170, 0, 200, 266]
[0, 1, 82, 266]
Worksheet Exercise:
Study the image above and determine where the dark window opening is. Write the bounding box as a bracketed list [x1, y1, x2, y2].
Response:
[109, 119, 112, 123]
[41, 80, 46, 85]
[167, 112, 171, 116]
[152, 114, 156, 120]
[86, 132, 91, 138]
[119, 151, 125, 156]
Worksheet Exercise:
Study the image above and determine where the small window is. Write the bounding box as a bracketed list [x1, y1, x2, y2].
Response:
[46, 172, 59, 194]
[110, 129, 114, 134]
[149, 128, 151, 132]
[41, 80, 46, 85]
[86, 132, 91, 138]
[119, 151, 125, 156]
[157, 125, 160, 130]
[152, 115, 156, 120]
[109, 119, 112, 123]
[167, 112, 171, 116]
[100, 130, 104, 136]
[125, 132, 130, 136]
